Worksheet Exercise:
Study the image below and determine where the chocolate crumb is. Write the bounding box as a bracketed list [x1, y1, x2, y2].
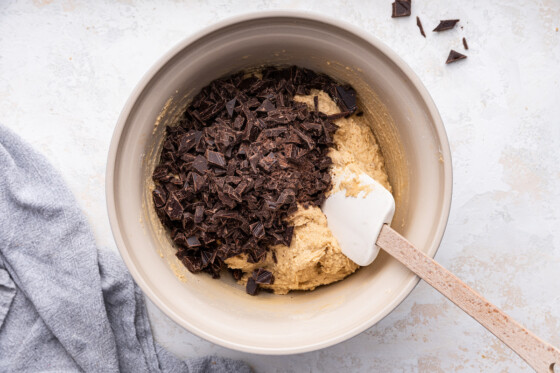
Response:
[416, 16, 426, 38]
[231, 268, 243, 281]
[446, 49, 467, 64]
[433, 19, 460, 32]
[463, 37, 469, 50]
[391, 0, 411, 18]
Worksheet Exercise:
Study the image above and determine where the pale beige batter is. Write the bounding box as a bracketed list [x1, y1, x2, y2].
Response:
[225, 90, 392, 294]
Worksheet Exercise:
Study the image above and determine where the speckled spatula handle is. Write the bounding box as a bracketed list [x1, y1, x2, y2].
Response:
[377, 225, 560, 373]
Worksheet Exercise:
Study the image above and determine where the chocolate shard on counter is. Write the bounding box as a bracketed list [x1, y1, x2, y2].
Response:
[391, 0, 411, 18]
[446, 49, 467, 64]
[433, 19, 460, 32]
[416, 16, 426, 38]
[463, 37, 469, 50]
[151, 66, 355, 283]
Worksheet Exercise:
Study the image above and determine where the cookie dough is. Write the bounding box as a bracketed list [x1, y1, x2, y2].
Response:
[225, 90, 392, 294]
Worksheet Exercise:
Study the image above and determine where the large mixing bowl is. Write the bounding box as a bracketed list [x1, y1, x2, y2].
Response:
[106, 11, 452, 354]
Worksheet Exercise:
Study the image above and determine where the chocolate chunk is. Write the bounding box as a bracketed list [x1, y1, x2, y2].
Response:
[301, 122, 323, 132]
[192, 173, 205, 192]
[334, 86, 357, 114]
[463, 37, 469, 50]
[201, 250, 214, 267]
[206, 150, 227, 168]
[173, 232, 188, 247]
[178, 132, 197, 153]
[192, 155, 208, 174]
[446, 49, 467, 64]
[186, 236, 201, 248]
[182, 256, 203, 272]
[250, 221, 265, 238]
[433, 19, 460, 32]
[276, 189, 296, 206]
[152, 185, 167, 207]
[293, 128, 315, 149]
[225, 98, 237, 117]
[253, 268, 274, 285]
[246, 277, 259, 296]
[313, 95, 319, 114]
[256, 99, 275, 113]
[391, 0, 411, 18]
[258, 152, 277, 172]
[416, 16, 426, 38]
[165, 194, 183, 221]
[194, 205, 204, 224]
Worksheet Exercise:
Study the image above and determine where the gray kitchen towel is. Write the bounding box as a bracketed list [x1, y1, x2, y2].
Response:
[0, 125, 252, 373]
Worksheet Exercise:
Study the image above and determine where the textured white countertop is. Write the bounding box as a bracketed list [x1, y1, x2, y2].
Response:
[1, 1, 559, 372]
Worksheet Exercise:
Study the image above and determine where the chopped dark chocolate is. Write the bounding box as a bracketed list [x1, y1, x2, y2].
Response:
[225, 98, 236, 117]
[194, 205, 204, 224]
[246, 277, 259, 296]
[206, 150, 226, 168]
[253, 268, 274, 285]
[192, 155, 208, 174]
[313, 95, 319, 114]
[391, 0, 411, 18]
[151, 66, 352, 285]
[152, 186, 167, 207]
[416, 16, 426, 38]
[334, 86, 357, 114]
[250, 221, 265, 238]
[433, 19, 460, 32]
[256, 99, 275, 113]
[186, 236, 201, 248]
[165, 194, 183, 221]
[446, 49, 467, 64]
[463, 37, 469, 50]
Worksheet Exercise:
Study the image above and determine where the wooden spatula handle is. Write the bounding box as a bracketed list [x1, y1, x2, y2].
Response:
[377, 225, 560, 373]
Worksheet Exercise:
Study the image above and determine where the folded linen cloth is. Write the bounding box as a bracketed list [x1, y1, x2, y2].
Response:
[0, 125, 251, 373]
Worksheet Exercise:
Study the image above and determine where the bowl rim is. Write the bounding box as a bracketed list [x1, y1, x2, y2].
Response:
[106, 10, 453, 355]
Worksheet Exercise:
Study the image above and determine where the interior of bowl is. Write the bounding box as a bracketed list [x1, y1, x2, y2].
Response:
[108, 14, 452, 354]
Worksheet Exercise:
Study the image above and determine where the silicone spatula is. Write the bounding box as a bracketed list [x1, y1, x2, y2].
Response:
[322, 172, 560, 373]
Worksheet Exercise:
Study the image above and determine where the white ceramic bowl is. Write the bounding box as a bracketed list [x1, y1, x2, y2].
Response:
[106, 11, 452, 354]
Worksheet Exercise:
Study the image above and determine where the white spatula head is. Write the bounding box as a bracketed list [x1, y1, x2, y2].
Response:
[322, 172, 395, 266]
